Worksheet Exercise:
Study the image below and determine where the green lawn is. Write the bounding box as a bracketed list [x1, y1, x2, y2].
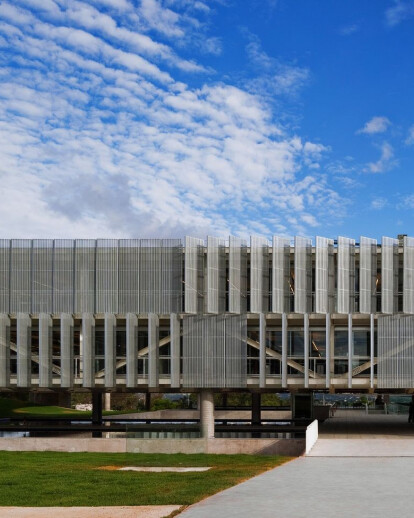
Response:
[0, 397, 122, 418]
[0, 452, 290, 506]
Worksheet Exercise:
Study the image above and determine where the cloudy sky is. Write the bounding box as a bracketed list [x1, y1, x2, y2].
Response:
[1, 0, 414, 241]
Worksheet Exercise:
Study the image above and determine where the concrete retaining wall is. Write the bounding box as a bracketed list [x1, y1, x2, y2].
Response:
[0, 437, 304, 456]
[305, 419, 319, 454]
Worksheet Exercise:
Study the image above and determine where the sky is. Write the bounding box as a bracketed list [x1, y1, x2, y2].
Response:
[1, 0, 414, 242]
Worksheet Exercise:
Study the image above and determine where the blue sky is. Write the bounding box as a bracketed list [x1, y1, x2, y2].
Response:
[1, 0, 414, 241]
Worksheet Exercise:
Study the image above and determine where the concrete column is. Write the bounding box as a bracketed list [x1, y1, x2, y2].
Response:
[148, 313, 159, 388]
[104, 392, 111, 411]
[0, 314, 10, 388]
[200, 390, 215, 439]
[60, 314, 74, 389]
[370, 313, 375, 389]
[170, 313, 180, 389]
[304, 313, 309, 389]
[104, 313, 116, 388]
[126, 313, 138, 388]
[282, 313, 288, 388]
[38, 313, 52, 388]
[325, 313, 331, 389]
[82, 314, 95, 388]
[348, 313, 352, 389]
[92, 392, 103, 438]
[17, 313, 31, 388]
[259, 313, 266, 389]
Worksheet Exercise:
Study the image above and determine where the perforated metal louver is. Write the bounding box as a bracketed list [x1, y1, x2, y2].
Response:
[229, 236, 247, 313]
[250, 236, 269, 313]
[272, 236, 290, 314]
[381, 236, 398, 314]
[359, 236, 377, 314]
[315, 236, 334, 314]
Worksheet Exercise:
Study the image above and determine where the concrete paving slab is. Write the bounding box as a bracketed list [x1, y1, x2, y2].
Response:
[0, 507, 181, 518]
[308, 438, 414, 456]
[178, 457, 414, 518]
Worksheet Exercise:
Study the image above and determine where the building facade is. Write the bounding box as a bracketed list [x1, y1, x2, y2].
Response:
[0, 235, 413, 394]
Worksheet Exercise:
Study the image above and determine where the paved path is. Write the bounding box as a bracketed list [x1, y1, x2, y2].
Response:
[178, 457, 414, 518]
[179, 412, 414, 517]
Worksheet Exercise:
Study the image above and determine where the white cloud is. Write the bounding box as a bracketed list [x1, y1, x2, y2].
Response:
[371, 197, 387, 210]
[385, 0, 414, 26]
[365, 142, 396, 173]
[244, 33, 309, 98]
[406, 125, 414, 145]
[0, 0, 342, 239]
[357, 116, 391, 135]
[339, 24, 359, 36]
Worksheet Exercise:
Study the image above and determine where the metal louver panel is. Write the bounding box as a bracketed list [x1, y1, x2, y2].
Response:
[32, 240, 53, 314]
[38, 313, 52, 388]
[184, 237, 204, 314]
[259, 313, 266, 388]
[104, 313, 116, 388]
[119, 240, 140, 313]
[403, 236, 414, 314]
[161, 240, 183, 314]
[148, 313, 159, 388]
[359, 236, 377, 314]
[17, 313, 31, 388]
[250, 236, 269, 313]
[170, 313, 180, 388]
[0, 314, 10, 388]
[378, 314, 414, 388]
[182, 314, 246, 388]
[337, 236, 356, 314]
[126, 313, 138, 388]
[140, 240, 161, 313]
[381, 236, 398, 314]
[75, 240, 95, 313]
[229, 236, 247, 313]
[0, 241, 10, 313]
[140, 239, 183, 314]
[82, 313, 95, 388]
[272, 237, 290, 314]
[60, 314, 74, 388]
[224, 314, 246, 388]
[10, 240, 31, 313]
[53, 240, 74, 313]
[96, 240, 118, 313]
[315, 237, 334, 314]
[206, 236, 226, 314]
[294, 237, 312, 314]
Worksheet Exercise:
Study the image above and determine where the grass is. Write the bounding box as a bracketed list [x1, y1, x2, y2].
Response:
[0, 397, 125, 419]
[0, 452, 290, 507]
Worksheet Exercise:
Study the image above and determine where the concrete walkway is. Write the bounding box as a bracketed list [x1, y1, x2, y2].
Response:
[178, 457, 414, 517]
[309, 409, 414, 456]
[179, 411, 414, 517]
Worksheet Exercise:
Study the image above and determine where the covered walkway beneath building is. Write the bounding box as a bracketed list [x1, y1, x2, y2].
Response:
[309, 409, 414, 456]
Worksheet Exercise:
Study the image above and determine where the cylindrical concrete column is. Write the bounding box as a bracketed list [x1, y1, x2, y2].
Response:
[104, 392, 111, 411]
[200, 390, 215, 439]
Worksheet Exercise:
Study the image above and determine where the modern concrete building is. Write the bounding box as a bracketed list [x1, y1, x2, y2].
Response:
[0, 235, 413, 428]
